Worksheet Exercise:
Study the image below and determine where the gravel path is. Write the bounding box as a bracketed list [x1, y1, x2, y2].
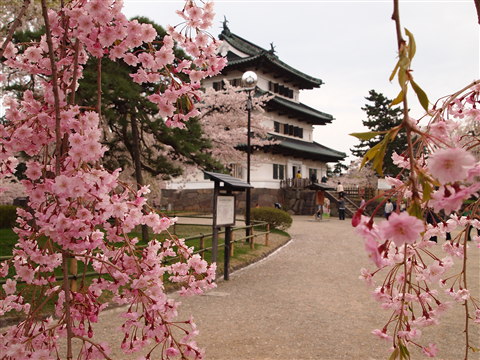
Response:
[97, 216, 480, 360]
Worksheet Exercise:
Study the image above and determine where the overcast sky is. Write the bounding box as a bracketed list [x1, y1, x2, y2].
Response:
[124, 0, 479, 163]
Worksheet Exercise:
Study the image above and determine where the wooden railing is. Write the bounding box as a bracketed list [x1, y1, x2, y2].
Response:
[280, 179, 376, 200]
[343, 186, 376, 200]
[0, 221, 271, 285]
[280, 178, 312, 189]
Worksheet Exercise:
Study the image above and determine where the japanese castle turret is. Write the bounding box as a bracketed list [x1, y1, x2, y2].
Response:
[163, 21, 345, 212]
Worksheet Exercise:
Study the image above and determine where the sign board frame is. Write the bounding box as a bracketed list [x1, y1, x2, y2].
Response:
[215, 194, 236, 226]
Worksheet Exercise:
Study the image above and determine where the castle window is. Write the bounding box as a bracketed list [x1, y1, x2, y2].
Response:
[273, 164, 285, 180]
[274, 121, 280, 133]
[268, 81, 294, 99]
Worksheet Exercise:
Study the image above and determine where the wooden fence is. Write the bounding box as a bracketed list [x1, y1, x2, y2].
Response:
[279, 179, 376, 200]
[0, 221, 271, 285]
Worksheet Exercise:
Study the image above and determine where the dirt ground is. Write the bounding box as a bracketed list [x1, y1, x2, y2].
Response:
[89, 216, 479, 360]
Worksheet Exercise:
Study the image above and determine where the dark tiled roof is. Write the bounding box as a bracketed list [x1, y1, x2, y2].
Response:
[203, 171, 253, 189]
[219, 27, 323, 90]
[268, 96, 334, 125]
[269, 134, 346, 162]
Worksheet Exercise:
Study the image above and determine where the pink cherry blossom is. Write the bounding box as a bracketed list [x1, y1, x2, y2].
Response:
[422, 343, 438, 358]
[0, 0, 222, 358]
[371, 328, 392, 342]
[427, 147, 475, 184]
[2, 279, 17, 295]
[379, 212, 424, 247]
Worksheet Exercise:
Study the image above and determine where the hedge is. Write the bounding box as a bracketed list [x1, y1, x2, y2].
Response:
[0, 205, 18, 229]
[250, 206, 292, 230]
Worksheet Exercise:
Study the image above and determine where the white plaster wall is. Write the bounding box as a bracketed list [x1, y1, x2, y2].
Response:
[264, 112, 313, 142]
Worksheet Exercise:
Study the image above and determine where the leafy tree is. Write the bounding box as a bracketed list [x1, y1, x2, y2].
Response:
[76, 17, 221, 182]
[326, 164, 334, 177]
[351, 90, 405, 176]
[333, 161, 348, 176]
[198, 82, 275, 167]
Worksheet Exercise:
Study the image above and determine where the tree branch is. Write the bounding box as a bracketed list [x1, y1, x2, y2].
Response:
[41, 0, 62, 175]
[41, 1, 73, 358]
[474, 0, 480, 25]
[0, 0, 31, 59]
[391, 0, 405, 49]
[96, 58, 102, 115]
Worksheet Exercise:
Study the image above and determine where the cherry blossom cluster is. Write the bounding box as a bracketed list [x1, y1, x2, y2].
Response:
[355, 82, 480, 358]
[0, 0, 224, 359]
[198, 82, 276, 166]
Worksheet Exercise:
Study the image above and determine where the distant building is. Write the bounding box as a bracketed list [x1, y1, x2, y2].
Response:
[163, 22, 345, 212]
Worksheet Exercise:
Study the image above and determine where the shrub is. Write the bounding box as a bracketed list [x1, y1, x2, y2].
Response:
[250, 206, 292, 230]
[0, 205, 18, 229]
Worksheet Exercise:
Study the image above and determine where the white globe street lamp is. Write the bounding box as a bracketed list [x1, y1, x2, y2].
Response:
[242, 71, 257, 241]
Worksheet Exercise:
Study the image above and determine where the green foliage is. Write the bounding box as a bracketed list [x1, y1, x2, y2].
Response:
[0, 205, 18, 229]
[333, 161, 348, 176]
[250, 207, 292, 230]
[389, 28, 429, 113]
[350, 90, 406, 176]
[8, 17, 222, 179]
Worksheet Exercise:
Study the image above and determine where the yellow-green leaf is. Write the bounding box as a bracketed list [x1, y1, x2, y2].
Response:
[398, 54, 410, 70]
[388, 126, 400, 141]
[408, 201, 423, 220]
[469, 346, 480, 352]
[422, 179, 433, 201]
[390, 90, 404, 106]
[390, 61, 400, 82]
[399, 343, 411, 360]
[388, 348, 400, 360]
[405, 28, 416, 60]
[360, 140, 384, 169]
[372, 138, 388, 176]
[398, 68, 408, 91]
[411, 79, 429, 112]
[350, 131, 386, 141]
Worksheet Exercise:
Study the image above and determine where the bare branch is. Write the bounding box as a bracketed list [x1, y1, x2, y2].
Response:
[474, 0, 480, 25]
[0, 0, 31, 59]
[391, 0, 405, 50]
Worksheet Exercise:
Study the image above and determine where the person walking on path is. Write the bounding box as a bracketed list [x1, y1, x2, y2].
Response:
[338, 195, 346, 220]
[314, 190, 325, 220]
[384, 198, 394, 219]
[336, 182, 344, 197]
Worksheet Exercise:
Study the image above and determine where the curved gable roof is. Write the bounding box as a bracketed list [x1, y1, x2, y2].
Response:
[219, 26, 323, 90]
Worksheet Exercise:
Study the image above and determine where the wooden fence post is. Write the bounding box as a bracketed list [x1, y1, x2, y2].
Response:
[265, 223, 269, 246]
[199, 234, 205, 259]
[230, 230, 235, 257]
[250, 225, 255, 249]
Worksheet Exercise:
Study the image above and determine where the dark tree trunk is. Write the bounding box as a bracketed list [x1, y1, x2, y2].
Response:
[130, 113, 149, 242]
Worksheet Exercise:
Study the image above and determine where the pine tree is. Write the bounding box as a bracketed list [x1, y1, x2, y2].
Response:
[351, 90, 405, 176]
[75, 17, 222, 179]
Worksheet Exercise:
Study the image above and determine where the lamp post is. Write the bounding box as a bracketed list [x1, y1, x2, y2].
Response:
[242, 71, 257, 240]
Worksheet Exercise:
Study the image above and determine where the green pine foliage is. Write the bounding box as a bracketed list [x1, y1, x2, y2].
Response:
[76, 17, 222, 178]
[351, 90, 406, 176]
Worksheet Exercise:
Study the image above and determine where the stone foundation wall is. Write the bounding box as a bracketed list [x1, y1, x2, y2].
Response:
[281, 189, 316, 215]
[161, 188, 282, 213]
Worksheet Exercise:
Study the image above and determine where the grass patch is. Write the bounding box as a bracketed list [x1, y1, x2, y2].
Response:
[0, 223, 290, 326]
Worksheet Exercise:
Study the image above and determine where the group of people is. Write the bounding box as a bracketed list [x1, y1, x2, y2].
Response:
[384, 198, 407, 219]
